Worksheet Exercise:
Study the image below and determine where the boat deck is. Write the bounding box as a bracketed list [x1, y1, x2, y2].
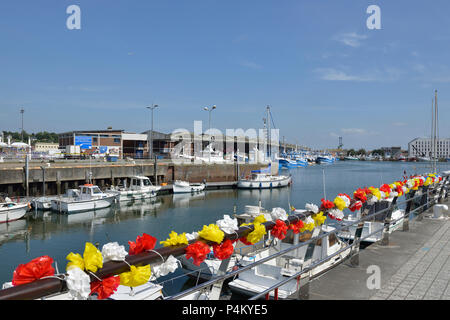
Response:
[309, 198, 450, 300]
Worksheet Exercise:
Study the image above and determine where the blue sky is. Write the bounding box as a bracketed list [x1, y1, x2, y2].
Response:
[0, 0, 449, 150]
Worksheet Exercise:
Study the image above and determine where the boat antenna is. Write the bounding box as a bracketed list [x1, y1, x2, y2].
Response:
[322, 169, 326, 199]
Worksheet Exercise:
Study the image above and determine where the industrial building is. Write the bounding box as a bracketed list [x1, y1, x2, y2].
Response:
[408, 137, 450, 159]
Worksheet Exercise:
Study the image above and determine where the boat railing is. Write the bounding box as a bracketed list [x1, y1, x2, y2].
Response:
[0, 172, 448, 300]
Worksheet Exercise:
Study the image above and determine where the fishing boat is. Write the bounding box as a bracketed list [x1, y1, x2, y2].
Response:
[315, 155, 334, 164]
[172, 180, 206, 193]
[0, 198, 29, 223]
[337, 200, 405, 244]
[51, 184, 116, 214]
[294, 157, 308, 167]
[227, 224, 352, 299]
[277, 157, 297, 169]
[105, 176, 161, 202]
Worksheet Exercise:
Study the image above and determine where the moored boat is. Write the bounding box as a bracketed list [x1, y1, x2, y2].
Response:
[237, 172, 291, 189]
[172, 180, 206, 193]
[105, 176, 161, 202]
[0, 198, 29, 223]
[227, 224, 351, 299]
[51, 184, 116, 214]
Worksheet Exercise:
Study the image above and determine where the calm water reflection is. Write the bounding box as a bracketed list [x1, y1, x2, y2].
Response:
[1, 161, 449, 289]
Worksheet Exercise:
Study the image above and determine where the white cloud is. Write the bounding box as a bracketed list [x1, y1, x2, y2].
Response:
[341, 128, 367, 135]
[333, 32, 368, 47]
[314, 68, 375, 82]
[239, 60, 262, 70]
[314, 67, 401, 82]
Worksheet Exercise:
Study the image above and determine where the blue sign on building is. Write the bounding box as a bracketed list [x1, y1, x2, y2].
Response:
[74, 136, 92, 150]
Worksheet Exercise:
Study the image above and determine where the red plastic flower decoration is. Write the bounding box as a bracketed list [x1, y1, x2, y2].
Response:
[380, 184, 391, 194]
[271, 220, 288, 240]
[185, 241, 211, 266]
[288, 219, 304, 234]
[349, 200, 362, 212]
[212, 239, 234, 260]
[320, 198, 334, 210]
[90, 275, 120, 300]
[239, 236, 253, 246]
[128, 233, 157, 255]
[353, 188, 367, 203]
[12, 255, 55, 286]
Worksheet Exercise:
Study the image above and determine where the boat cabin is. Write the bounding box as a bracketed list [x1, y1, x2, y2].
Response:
[129, 176, 153, 190]
[79, 184, 105, 199]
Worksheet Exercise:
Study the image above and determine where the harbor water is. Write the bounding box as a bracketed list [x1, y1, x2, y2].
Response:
[1, 161, 449, 295]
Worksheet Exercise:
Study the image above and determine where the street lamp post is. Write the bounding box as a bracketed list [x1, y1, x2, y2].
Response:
[146, 104, 159, 159]
[203, 105, 216, 163]
[20, 108, 24, 142]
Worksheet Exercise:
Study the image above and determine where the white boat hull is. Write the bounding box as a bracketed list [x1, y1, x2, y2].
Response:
[115, 189, 159, 202]
[0, 203, 29, 223]
[51, 195, 116, 213]
[173, 182, 206, 193]
[237, 176, 291, 189]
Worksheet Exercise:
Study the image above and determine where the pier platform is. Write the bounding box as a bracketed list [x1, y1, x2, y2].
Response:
[309, 199, 450, 300]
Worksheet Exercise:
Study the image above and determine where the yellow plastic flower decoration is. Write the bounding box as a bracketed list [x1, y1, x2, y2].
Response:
[66, 242, 103, 272]
[119, 265, 151, 287]
[333, 197, 347, 211]
[198, 224, 225, 244]
[300, 221, 315, 232]
[312, 212, 326, 226]
[160, 231, 188, 247]
[246, 223, 267, 244]
[253, 215, 267, 224]
[368, 187, 381, 200]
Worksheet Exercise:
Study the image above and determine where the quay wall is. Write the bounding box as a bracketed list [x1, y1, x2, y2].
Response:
[0, 160, 271, 197]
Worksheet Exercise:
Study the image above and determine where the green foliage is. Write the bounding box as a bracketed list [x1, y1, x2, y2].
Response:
[2, 131, 59, 144]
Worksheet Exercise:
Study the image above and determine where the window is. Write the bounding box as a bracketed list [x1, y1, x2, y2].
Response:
[114, 138, 120, 143]
[92, 187, 102, 194]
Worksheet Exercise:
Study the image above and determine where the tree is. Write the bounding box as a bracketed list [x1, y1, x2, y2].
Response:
[357, 148, 366, 155]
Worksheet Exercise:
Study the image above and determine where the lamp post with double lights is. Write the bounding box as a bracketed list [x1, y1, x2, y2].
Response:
[203, 105, 216, 163]
[146, 104, 159, 159]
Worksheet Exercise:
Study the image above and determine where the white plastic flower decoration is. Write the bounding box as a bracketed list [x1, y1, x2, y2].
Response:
[101, 242, 128, 262]
[270, 207, 288, 221]
[305, 203, 319, 214]
[152, 255, 180, 278]
[216, 215, 239, 234]
[66, 267, 91, 300]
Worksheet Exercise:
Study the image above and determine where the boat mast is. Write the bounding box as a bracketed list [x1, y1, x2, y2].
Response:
[433, 90, 438, 173]
[266, 106, 271, 160]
